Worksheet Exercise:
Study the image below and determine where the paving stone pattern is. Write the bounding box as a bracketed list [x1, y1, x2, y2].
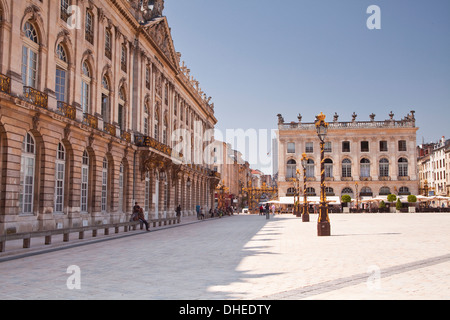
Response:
[0, 213, 449, 300]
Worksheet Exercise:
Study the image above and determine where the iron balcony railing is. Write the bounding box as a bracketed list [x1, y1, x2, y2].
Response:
[83, 113, 98, 130]
[56, 101, 76, 120]
[23, 86, 48, 109]
[135, 134, 172, 157]
[121, 131, 131, 143]
[103, 122, 116, 137]
[0, 73, 11, 94]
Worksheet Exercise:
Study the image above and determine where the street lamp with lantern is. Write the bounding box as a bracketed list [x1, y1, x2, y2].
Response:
[217, 180, 229, 211]
[291, 169, 303, 217]
[186, 178, 191, 213]
[315, 112, 331, 236]
[291, 171, 301, 217]
[301, 153, 310, 222]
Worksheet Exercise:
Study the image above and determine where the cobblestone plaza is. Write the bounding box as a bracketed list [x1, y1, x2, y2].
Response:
[0, 213, 449, 300]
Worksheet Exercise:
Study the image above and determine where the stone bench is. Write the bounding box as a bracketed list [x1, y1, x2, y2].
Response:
[1, 216, 182, 253]
[149, 217, 180, 228]
[0, 220, 142, 253]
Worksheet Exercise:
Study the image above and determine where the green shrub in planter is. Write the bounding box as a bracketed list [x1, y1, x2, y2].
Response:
[387, 194, 397, 202]
[396, 198, 403, 210]
[407, 195, 417, 212]
[379, 200, 386, 209]
[341, 195, 352, 205]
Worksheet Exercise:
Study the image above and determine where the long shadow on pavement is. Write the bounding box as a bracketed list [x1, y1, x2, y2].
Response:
[0, 214, 284, 300]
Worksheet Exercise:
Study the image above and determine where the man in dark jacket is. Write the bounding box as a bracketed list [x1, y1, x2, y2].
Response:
[138, 208, 150, 231]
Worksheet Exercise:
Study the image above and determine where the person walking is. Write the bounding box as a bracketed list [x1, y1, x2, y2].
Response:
[176, 204, 181, 220]
[196, 204, 201, 220]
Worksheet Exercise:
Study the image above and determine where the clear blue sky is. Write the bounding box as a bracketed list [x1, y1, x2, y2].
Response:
[164, 0, 450, 171]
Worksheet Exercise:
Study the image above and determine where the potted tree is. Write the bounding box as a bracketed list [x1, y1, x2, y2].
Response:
[379, 200, 386, 213]
[396, 198, 403, 213]
[341, 195, 352, 213]
[387, 194, 397, 213]
[407, 195, 417, 213]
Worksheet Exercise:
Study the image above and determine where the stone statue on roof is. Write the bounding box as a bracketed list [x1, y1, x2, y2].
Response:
[140, 0, 165, 23]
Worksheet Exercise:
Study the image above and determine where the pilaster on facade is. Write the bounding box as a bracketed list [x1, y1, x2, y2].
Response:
[277, 112, 419, 199]
[0, 0, 219, 234]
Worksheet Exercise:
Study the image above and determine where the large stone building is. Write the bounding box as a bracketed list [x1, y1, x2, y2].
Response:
[276, 111, 419, 202]
[447, 144, 450, 196]
[212, 140, 252, 209]
[0, 0, 219, 233]
[417, 137, 450, 196]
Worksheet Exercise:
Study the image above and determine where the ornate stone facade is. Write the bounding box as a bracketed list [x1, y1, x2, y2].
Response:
[277, 112, 419, 202]
[0, 0, 219, 233]
[212, 140, 253, 209]
[417, 137, 450, 196]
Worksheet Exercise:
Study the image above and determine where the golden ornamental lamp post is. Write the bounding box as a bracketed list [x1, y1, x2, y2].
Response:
[291, 177, 298, 216]
[315, 113, 331, 236]
[217, 180, 229, 212]
[301, 153, 310, 222]
[295, 169, 302, 217]
[242, 181, 254, 214]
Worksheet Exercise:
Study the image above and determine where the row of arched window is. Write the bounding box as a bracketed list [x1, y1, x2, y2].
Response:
[16, 131, 208, 216]
[286, 186, 411, 197]
[286, 157, 409, 179]
[21, 17, 205, 147]
[19, 132, 126, 215]
[57, 1, 203, 142]
[21, 18, 129, 131]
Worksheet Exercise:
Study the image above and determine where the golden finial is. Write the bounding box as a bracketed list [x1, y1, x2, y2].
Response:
[317, 112, 326, 122]
[315, 112, 328, 128]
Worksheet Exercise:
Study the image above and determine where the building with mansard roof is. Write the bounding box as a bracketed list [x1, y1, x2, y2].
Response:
[0, 0, 220, 233]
